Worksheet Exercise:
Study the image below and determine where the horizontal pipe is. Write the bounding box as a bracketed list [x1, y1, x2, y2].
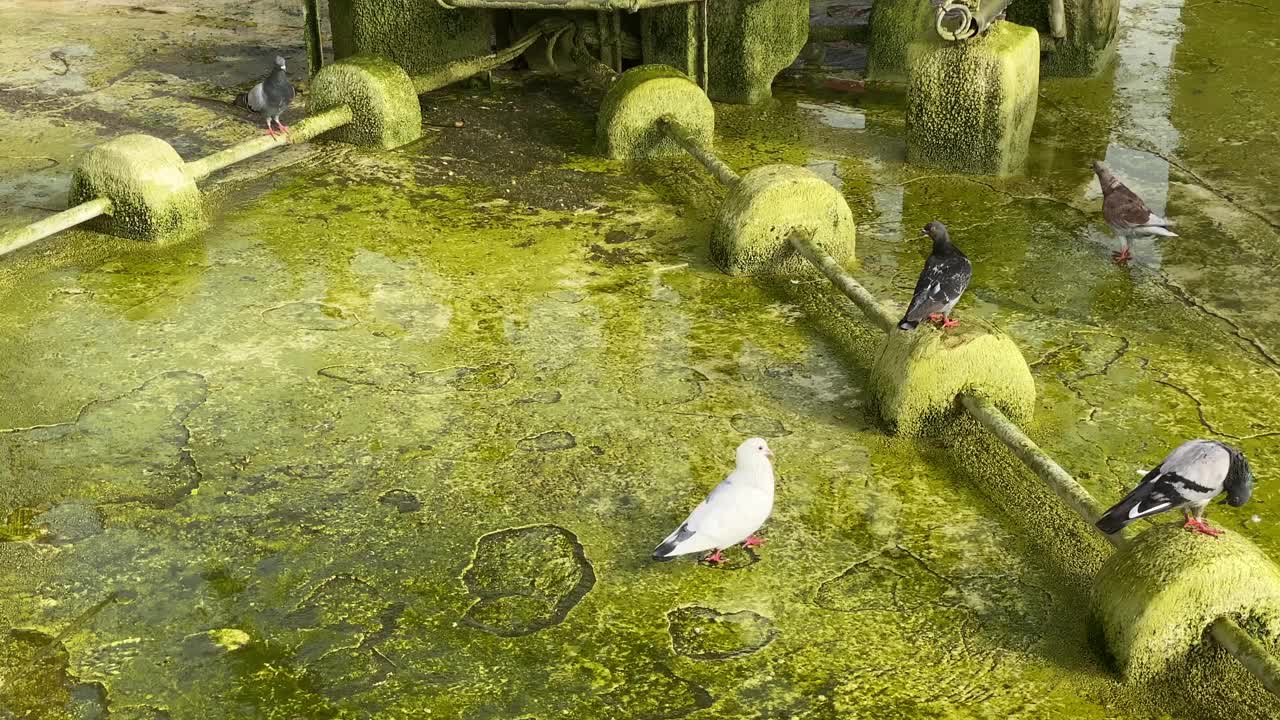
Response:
[657, 117, 740, 187]
[412, 22, 553, 94]
[1211, 618, 1280, 697]
[438, 0, 694, 10]
[0, 197, 113, 258]
[959, 393, 1121, 546]
[185, 104, 353, 181]
[788, 232, 896, 333]
[935, 0, 1015, 41]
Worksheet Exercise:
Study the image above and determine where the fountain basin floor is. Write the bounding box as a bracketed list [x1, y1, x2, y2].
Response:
[2, 0, 1280, 718]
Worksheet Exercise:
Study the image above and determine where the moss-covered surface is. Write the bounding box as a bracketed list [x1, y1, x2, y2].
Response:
[641, 5, 700, 79]
[706, 0, 809, 104]
[328, 0, 493, 78]
[906, 21, 1040, 175]
[711, 164, 856, 275]
[1007, 0, 1120, 77]
[866, 0, 935, 81]
[872, 320, 1036, 436]
[597, 65, 714, 161]
[4, 1, 1280, 718]
[1095, 524, 1280, 684]
[67, 134, 205, 242]
[309, 55, 422, 150]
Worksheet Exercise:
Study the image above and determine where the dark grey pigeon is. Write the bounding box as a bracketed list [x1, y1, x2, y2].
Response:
[1093, 160, 1177, 264]
[235, 55, 295, 138]
[897, 221, 972, 331]
[1095, 439, 1254, 538]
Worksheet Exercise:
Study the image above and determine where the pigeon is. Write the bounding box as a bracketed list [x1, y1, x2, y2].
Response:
[1095, 439, 1254, 538]
[1093, 160, 1178, 264]
[897, 221, 972, 331]
[235, 56, 295, 139]
[652, 438, 776, 565]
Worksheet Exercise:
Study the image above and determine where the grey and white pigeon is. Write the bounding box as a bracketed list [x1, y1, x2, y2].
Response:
[897, 221, 972, 331]
[652, 438, 775, 565]
[1095, 439, 1254, 538]
[1093, 160, 1178, 264]
[235, 55, 295, 139]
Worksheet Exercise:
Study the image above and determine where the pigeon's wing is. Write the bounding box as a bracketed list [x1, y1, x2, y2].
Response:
[1095, 464, 1176, 533]
[904, 254, 970, 323]
[1160, 440, 1230, 503]
[653, 472, 770, 557]
[244, 81, 268, 113]
[1104, 184, 1161, 230]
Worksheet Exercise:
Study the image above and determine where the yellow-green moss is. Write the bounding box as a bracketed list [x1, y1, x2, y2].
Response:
[641, 6, 700, 78]
[1006, 0, 1120, 77]
[67, 134, 204, 242]
[1094, 523, 1280, 682]
[328, 0, 492, 77]
[711, 164, 856, 275]
[867, 0, 937, 81]
[905, 22, 1040, 175]
[705, 0, 808, 104]
[597, 65, 714, 161]
[309, 55, 422, 150]
[872, 319, 1035, 436]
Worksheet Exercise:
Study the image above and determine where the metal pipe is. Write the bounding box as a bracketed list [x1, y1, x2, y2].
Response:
[412, 22, 556, 94]
[1049, 0, 1067, 38]
[657, 117, 739, 187]
[959, 393, 1119, 542]
[303, 0, 324, 78]
[185, 104, 354, 181]
[788, 232, 896, 333]
[697, 0, 710, 92]
[935, 0, 1015, 41]
[0, 197, 113, 258]
[438, 0, 696, 10]
[1211, 618, 1280, 697]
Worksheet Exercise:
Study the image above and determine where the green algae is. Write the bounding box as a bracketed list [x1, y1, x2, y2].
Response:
[68, 134, 205, 242]
[1094, 523, 1280, 682]
[596, 64, 714, 161]
[710, 163, 856, 275]
[328, 0, 493, 78]
[906, 22, 1040, 175]
[309, 55, 422, 150]
[1007, 0, 1120, 77]
[866, 0, 936, 80]
[705, 0, 809, 105]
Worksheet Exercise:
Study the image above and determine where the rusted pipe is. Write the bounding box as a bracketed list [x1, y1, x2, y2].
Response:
[935, 0, 1015, 41]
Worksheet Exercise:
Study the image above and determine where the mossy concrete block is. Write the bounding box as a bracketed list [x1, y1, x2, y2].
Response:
[706, 0, 809, 104]
[906, 22, 1040, 175]
[867, 0, 936, 81]
[309, 55, 422, 150]
[328, 0, 492, 77]
[68, 134, 203, 242]
[1007, 0, 1119, 76]
[711, 164, 855, 275]
[641, 6, 700, 78]
[1093, 523, 1280, 681]
[871, 320, 1035, 436]
[597, 65, 713, 161]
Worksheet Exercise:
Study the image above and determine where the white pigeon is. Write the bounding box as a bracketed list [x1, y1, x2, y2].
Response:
[652, 438, 776, 564]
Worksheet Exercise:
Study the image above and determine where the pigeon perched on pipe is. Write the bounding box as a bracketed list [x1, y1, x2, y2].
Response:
[898, 221, 972, 331]
[1093, 160, 1178, 264]
[652, 438, 775, 565]
[235, 56, 295, 139]
[1096, 439, 1254, 538]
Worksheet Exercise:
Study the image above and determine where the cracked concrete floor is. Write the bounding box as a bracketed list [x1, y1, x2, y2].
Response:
[2, 0, 1280, 718]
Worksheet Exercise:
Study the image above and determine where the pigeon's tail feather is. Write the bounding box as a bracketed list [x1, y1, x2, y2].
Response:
[1095, 498, 1171, 535]
[897, 318, 919, 331]
[1095, 508, 1133, 535]
[233, 91, 250, 110]
[1142, 226, 1178, 237]
[652, 523, 694, 560]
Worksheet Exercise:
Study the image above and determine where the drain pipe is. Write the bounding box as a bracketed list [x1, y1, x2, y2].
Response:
[935, 0, 1015, 41]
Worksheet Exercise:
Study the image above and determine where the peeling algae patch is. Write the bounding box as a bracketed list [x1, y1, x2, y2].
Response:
[667, 606, 777, 659]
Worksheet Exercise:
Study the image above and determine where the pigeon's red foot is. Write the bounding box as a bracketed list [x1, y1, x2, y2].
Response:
[941, 318, 959, 329]
[703, 549, 725, 565]
[1183, 516, 1223, 538]
[265, 127, 278, 139]
[742, 535, 765, 549]
[928, 313, 943, 322]
[1111, 247, 1132, 264]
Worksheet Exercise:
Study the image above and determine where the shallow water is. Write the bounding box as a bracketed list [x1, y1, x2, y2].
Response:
[2, 0, 1280, 718]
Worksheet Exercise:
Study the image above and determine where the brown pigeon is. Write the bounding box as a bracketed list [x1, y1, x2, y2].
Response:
[1093, 161, 1177, 264]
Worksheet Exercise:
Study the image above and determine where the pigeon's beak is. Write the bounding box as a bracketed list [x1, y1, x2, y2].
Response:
[920, 228, 929, 236]
[765, 448, 775, 459]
